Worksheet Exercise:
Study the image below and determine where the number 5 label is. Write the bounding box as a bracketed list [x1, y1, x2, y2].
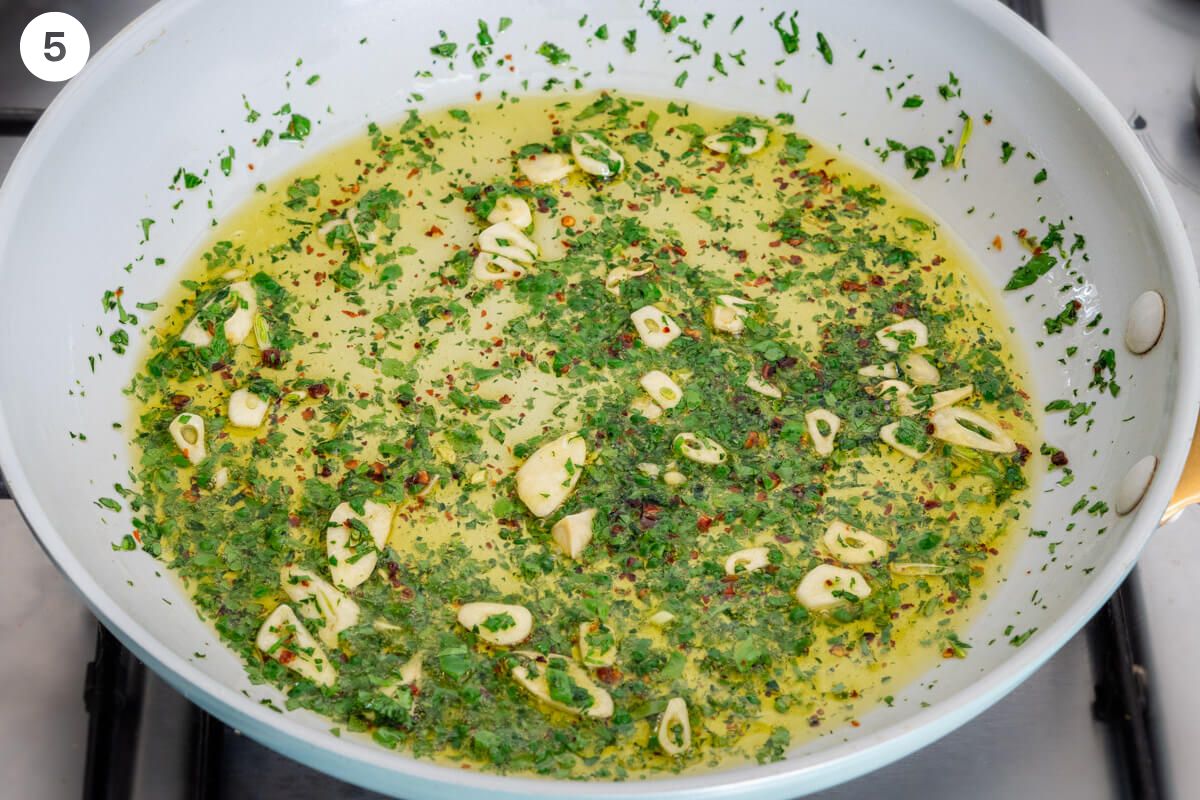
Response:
[20, 12, 90, 82]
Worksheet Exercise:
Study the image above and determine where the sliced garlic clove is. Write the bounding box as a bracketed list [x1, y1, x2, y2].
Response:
[724, 546, 770, 576]
[746, 372, 782, 398]
[486, 195, 533, 229]
[875, 318, 929, 353]
[630, 395, 664, 421]
[380, 651, 424, 710]
[877, 379, 915, 414]
[578, 621, 617, 667]
[637, 462, 661, 477]
[662, 470, 687, 487]
[514, 432, 587, 517]
[224, 282, 257, 345]
[457, 602, 534, 646]
[472, 252, 528, 281]
[900, 352, 940, 386]
[211, 467, 230, 489]
[879, 421, 930, 460]
[570, 132, 625, 177]
[822, 520, 889, 565]
[280, 564, 361, 649]
[929, 406, 1016, 453]
[704, 125, 769, 155]
[227, 388, 269, 429]
[399, 651, 423, 685]
[517, 152, 575, 184]
[674, 432, 728, 465]
[168, 413, 207, 465]
[604, 265, 653, 296]
[552, 508, 597, 560]
[858, 362, 899, 379]
[256, 604, 337, 687]
[805, 409, 842, 456]
[795, 564, 872, 611]
[710, 294, 752, 335]
[179, 281, 258, 348]
[511, 652, 614, 718]
[656, 697, 692, 755]
[640, 370, 683, 409]
[630, 305, 682, 350]
[478, 221, 539, 263]
[648, 610, 676, 627]
[326, 500, 396, 590]
[928, 384, 974, 412]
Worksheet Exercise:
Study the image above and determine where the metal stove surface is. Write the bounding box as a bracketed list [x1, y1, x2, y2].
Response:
[1, 1, 1198, 798]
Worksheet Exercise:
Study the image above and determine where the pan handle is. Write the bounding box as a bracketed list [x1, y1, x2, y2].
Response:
[1164, 417, 1200, 522]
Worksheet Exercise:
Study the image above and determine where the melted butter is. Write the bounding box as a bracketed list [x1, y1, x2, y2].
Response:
[133, 92, 1038, 776]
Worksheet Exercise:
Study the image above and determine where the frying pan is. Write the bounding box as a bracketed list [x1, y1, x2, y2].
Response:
[1, 1, 1197, 797]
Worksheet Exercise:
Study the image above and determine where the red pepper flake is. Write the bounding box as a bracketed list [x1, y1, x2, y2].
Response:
[696, 514, 714, 533]
[425, 225, 443, 237]
[307, 383, 330, 399]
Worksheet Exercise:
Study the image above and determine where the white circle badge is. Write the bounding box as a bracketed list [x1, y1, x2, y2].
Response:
[20, 12, 90, 82]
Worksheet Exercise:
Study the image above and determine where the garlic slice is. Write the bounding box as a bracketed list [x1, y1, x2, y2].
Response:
[227, 388, 269, 429]
[674, 432, 728, 465]
[879, 421, 930, 460]
[662, 470, 686, 487]
[822, 521, 889, 565]
[929, 407, 1016, 453]
[511, 652, 614, 718]
[578, 621, 617, 667]
[472, 252, 528, 282]
[486, 195, 533, 229]
[630, 395, 664, 421]
[211, 467, 230, 489]
[900, 352, 940, 386]
[724, 546, 770, 575]
[168, 413, 207, 465]
[604, 265, 653, 296]
[630, 305, 682, 350]
[570, 132, 624, 177]
[326, 500, 396, 590]
[552, 508, 597, 560]
[457, 602, 533, 646]
[515, 432, 587, 517]
[478, 221, 538, 262]
[648, 610, 676, 627]
[710, 294, 752, 335]
[180, 281, 257, 348]
[746, 372, 782, 398]
[805, 409, 842, 456]
[795, 564, 872, 611]
[380, 651, 424, 710]
[640, 370, 683, 409]
[704, 125, 769, 155]
[399, 652, 424, 685]
[858, 363, 899, 379]
[256, 604, 337, 687]
[656, 697, 692, 755]
[875, 318, 929, 353]
[517, 152, 575, 184]
[280, 565, 360, 649]
[899, 384, 974, 416]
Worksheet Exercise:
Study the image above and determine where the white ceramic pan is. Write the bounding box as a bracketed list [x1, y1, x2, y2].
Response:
[1, 1, 1197, 797]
